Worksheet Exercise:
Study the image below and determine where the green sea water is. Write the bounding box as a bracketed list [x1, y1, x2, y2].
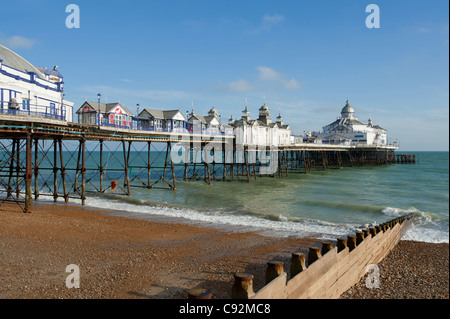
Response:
[33, 149, 449, 243]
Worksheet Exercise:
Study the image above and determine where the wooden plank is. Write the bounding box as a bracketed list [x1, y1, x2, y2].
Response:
[251, 273, 287, 299]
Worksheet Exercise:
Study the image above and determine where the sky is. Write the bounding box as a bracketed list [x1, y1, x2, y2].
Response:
[1, 0, 448, 151]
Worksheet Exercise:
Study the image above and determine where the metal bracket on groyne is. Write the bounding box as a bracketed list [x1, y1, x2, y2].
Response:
[189, 214, 415, 299]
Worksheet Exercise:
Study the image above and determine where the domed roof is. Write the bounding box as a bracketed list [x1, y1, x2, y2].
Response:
[0, 44, 45, 79]
[260, 103, 269, 111]
[341, 100, 355, 114]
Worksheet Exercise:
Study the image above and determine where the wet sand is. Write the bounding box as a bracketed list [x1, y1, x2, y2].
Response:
[0, 201, 448, 299]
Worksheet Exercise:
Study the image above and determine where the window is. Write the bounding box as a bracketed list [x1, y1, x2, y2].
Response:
[22, 99, 30, 111]
[49, 103, 56, 115]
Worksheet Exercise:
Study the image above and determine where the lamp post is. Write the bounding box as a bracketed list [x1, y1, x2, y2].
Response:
[97, 93, 101, 125]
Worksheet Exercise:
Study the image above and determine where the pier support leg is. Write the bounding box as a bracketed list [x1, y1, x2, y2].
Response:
[147, 141, 152, 188]
[7, 139, 17, 199]
[59, 139, 68, 203]
[123, 140, 131, 196]
[24, 133, 32, 213]
[53, 139, 58, 202]
[34, 138, 39, 200]
[81, 139, 86, 205]
[169, 141, 177, 190]
[15, 140, 21, 199]
[99, 140, 103, 193]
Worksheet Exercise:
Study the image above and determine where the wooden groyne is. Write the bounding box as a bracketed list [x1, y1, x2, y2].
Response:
[189, 214, 415, 299]
[228, 214, 414, 299]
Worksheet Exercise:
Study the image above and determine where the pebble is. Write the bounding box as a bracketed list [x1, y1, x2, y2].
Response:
[341, 240, 449, 299]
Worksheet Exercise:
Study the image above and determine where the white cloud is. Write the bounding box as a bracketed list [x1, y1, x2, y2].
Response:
[247, 14, 285, 34]
[256, 66, 281, 81]
[256, 66, 302, 90]
[216, 79, 256, 92]
[262, 14, 285, 27]
[416, 27, 431, 33]
[0, 33, 35, 49]
[282, 78, 302, 90]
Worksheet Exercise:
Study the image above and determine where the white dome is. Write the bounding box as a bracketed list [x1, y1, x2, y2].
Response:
[341, 100, 355, 117]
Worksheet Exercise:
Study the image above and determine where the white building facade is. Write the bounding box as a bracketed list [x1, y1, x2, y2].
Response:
[229, 101, 291, 147]
[0, 44, 73, 122]
[316, 100, 387, 146]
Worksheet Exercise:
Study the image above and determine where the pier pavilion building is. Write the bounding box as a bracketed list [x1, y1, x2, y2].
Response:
[316, 100, 387, 146]
[76, 101, 134, 128]
[188, 106, 223, 135]
[229, 100, 291, 147]
[0, 44, 73, 122]
[137, 108, 188, 132]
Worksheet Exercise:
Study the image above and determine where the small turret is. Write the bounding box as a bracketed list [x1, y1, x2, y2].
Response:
[242, 97, 251, 121]
[208, 106, 218, 118]
[276, 112, 283, 126]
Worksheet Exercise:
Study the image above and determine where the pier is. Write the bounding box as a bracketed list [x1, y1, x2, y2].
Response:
[0, 115, 414, 213]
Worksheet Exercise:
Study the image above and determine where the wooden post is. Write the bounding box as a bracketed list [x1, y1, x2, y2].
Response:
[355, 230, 365, 245]
[231, 272, 254, 299]
[347, 234, 357, 252]
[188, 288, 212, 299]
[308, 246, 322, 265]
[337, 237, 348, 252]
[321, 241, 334, 255]
[290, 252, 306, 278]
[362, 228, 370, 237]
[266, 260, 284, 284]
[369, 227, 377, 237]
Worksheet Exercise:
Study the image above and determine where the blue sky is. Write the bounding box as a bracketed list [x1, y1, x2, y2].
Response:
[1, 0, 448, 151]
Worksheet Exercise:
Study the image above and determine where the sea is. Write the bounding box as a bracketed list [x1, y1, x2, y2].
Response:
[40, 151, 450, 244]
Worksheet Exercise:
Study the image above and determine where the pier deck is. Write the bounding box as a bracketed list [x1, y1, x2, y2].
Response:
[0, 115, 414, 213]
